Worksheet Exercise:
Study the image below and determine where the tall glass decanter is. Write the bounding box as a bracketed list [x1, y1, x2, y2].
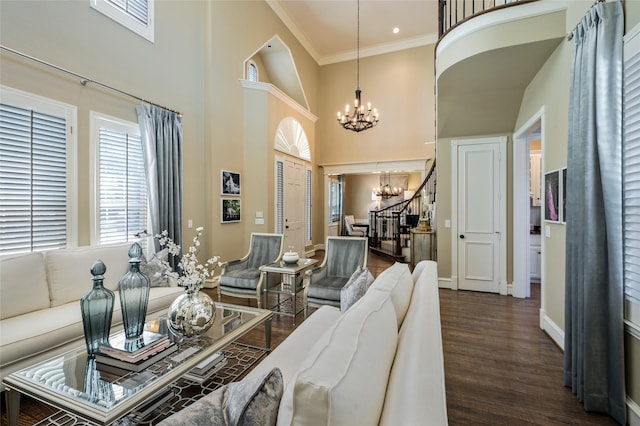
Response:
[118, 243, 150, 339]
[81, 260, 115, 355]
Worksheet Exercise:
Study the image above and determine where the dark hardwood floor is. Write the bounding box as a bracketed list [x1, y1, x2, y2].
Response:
[1, 251, 617, 425]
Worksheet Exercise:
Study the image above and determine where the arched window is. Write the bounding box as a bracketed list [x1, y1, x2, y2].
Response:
[274, 117, 310, 161]
[247, 61, 258, 82]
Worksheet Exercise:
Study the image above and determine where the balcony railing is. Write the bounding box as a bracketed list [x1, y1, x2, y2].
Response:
[439, 0, 536, 38]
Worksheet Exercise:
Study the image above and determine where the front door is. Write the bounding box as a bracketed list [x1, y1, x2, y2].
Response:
[283, 158, 305, 254]
[455, 137, 506, 293]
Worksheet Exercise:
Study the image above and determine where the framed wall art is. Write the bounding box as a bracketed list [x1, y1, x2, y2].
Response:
[544, 169, 560, 223]
[221, 170, 241, 195]
[221, 198, 241, 223]
[561, 167, 567, 224]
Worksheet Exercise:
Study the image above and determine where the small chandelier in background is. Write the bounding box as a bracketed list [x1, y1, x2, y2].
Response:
[373, 173, 401, 198]
[336, 0, 379, 133]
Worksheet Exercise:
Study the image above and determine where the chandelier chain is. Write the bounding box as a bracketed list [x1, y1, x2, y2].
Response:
[335, 0, 379, 132]
[356, 0, 360, 90]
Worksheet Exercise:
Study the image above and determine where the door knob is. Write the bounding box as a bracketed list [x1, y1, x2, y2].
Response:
[459, 235, 465, 239]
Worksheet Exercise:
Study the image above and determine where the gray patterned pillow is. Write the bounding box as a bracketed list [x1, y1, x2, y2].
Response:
[340, 266, 375, 312]
[157, 367, 283, 426]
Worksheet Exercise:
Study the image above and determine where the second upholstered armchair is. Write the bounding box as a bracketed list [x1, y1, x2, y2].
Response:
[303, 236, 368, 317]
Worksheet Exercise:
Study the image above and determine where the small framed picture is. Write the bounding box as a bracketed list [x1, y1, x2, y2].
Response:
[221, 170, 241, 196]
[544, 169, 560, 223]
[221, 198, 241, 223]
[561, 167, 567, 224]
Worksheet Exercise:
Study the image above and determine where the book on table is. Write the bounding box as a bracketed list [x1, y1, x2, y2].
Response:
[99, 330, 170, 362]
[192, 351, 225, 374]
[96, 344, 178, 373]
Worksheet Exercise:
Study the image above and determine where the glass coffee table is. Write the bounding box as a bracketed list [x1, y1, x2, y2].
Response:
[3, 302, 272, 426]
[262, 258, 318, 325]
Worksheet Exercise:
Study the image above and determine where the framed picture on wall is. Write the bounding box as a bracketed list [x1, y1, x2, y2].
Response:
[221, 198, 241, 223]
[561, 167, 567, 224]
[221, 170, 241, 195]
[544, 169, 560, 223]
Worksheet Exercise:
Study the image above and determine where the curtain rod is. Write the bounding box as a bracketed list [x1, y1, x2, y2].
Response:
[567, 0, 608, 41]
[1, 45, 181, 116]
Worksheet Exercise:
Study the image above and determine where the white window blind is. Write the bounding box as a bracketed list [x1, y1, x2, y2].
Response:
[109, 0, 148, 24]
[97, 125, 147, 244]
[0, 103, 68, 256]
[623, 29, 640, 323]
[91, 0, 154, 42]
[248, 63, 258, 82]
[276, 160, 284, 233]
[306, 168, 312, 242]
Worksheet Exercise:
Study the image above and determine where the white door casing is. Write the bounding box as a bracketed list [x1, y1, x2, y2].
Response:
[451, 136, 507, 294]
[513, 108, 545, 300]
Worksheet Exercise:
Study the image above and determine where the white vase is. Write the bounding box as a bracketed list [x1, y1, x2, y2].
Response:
[283, 251, 299, 264]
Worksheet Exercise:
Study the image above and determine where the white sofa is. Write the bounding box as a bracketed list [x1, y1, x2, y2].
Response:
[0, 243, 184, 391]
[161, 260, 448, 425]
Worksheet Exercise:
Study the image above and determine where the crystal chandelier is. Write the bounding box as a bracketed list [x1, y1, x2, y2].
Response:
[373, 173, 401, 198]
[336, 0, 379, 132]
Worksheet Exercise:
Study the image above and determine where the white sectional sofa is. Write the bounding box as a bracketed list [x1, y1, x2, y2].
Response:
[0, 243, 183, 391]
[161, 260, 448, 425]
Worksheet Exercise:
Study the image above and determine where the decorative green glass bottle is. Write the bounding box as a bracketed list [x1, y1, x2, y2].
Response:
[80, 260, 115, 355]
[118, 243, 150, 339]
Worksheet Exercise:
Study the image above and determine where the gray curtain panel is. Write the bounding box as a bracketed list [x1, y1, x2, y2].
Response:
[564, 1, 625, 424]
[136, 104, 183, 266]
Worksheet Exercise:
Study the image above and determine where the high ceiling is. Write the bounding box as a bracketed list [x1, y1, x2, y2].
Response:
[266, 0, 440, 65]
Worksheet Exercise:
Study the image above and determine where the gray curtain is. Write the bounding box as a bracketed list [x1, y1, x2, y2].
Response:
[564, 1, 625, 424]
[136, 104, 183, 261]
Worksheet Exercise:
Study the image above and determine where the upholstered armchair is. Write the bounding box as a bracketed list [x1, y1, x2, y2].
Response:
[303, 236, 368, 317]
[218, 233, 284, 308]
[344, 215, 368, 237]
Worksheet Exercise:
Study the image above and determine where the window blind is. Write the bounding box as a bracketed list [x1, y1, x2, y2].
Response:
[276, 161, 284, 234]
[248, 63, 258, 82]
[98, 128, 146, 244]
[623, 36, 640, 307]
[306, 169, 312, 241]
[108, 0, 148, 25]
[0, 103, 67, 256]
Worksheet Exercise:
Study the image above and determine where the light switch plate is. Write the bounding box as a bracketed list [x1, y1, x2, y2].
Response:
[545, 225, 551, 238]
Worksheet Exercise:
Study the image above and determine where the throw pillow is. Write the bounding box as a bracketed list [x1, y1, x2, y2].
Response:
[140, 248, 170, 287]
[281, 290, 397, 426]
[340, 266, 374, 312]
[369, 262, 413, 328]
[158, 367, 283, 426]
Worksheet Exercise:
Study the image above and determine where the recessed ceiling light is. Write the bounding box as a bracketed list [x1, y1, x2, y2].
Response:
[393, 27, 400, 34]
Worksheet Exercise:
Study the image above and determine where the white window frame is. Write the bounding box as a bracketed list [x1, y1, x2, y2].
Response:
[90, 111, 148, 245]
[90, 0, 154, 43]
[0, 85, 78, 252]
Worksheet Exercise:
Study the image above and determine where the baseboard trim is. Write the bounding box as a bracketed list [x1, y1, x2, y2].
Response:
[438, 277, 452, 289]
[629, 397, 640, 426]
[540, 308, 564, 350]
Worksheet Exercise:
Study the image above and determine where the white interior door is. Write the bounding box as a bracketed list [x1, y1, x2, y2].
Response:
[456, 138, 505, 293]
[283, 158, 305, 254]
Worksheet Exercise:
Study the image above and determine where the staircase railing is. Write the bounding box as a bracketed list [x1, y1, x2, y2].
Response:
[369, 160, 436, 258]
[438, 0, 536, 38]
